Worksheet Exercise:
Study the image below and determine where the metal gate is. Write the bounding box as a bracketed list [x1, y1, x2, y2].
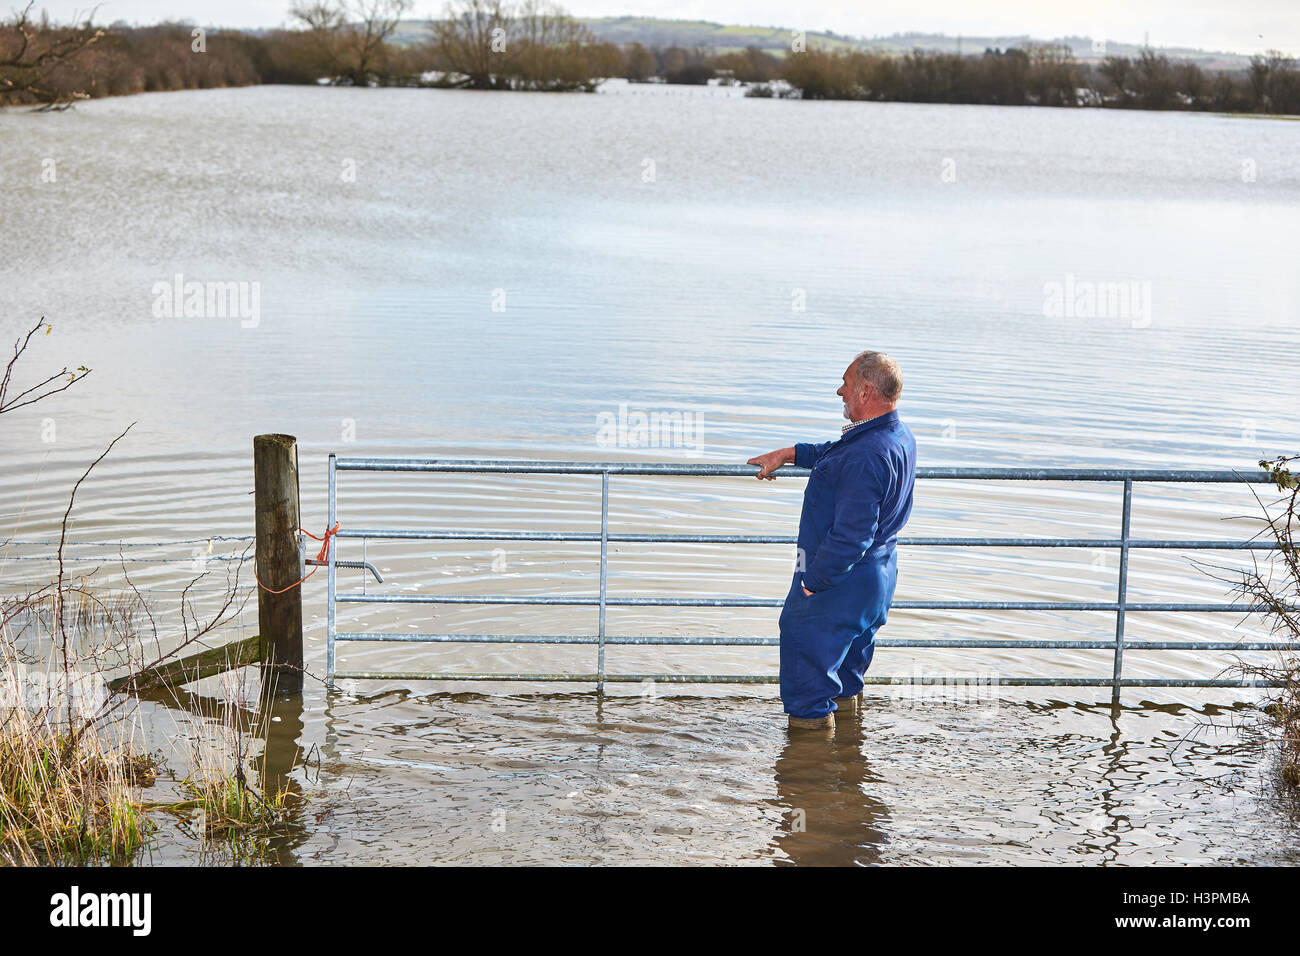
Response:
[325, 458, 1291, 691]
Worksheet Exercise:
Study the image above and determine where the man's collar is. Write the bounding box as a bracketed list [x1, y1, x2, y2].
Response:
[841, 409, 899, 437]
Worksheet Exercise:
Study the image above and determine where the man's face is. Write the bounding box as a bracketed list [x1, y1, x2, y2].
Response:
[836, 365, 871, 421]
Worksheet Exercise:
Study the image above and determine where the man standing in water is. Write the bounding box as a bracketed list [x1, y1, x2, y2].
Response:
[748, 351, 917, 731]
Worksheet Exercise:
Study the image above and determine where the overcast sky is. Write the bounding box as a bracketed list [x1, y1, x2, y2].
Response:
[26, 0, 1299, 56]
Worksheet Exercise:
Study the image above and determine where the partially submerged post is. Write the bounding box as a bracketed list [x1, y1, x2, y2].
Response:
[254, 433, 303, 692]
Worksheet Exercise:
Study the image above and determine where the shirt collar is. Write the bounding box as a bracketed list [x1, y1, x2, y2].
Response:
[841, 409, 899, 436]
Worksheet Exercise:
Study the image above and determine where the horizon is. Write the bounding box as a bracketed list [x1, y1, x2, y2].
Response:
[17, 1, 1299, 59]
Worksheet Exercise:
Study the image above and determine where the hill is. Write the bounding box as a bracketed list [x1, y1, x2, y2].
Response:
[388, 16, 1255, 70]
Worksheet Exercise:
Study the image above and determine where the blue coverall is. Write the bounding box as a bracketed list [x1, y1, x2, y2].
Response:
[779, 410, 917, 720]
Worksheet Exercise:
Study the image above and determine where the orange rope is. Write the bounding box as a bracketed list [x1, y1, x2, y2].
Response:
[254, 522, 339, 594]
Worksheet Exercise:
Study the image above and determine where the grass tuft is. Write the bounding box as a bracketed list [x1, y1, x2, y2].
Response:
[0, 709, 159, 865]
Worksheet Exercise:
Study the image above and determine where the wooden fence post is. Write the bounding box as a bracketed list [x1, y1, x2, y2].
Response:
[254, 433, 303, 693]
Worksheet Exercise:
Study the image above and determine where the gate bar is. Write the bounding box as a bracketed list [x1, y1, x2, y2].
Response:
[333, 461, 1268, 481]
[597, 471, 608, 693]
[1112, 477, 1133, 695]
[327, 673, 1282, 688]
[323, 459, 1289, 690]
[327, 453, 337, 688]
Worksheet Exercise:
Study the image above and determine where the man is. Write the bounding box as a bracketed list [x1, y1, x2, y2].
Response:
[747, 351, 917, 731]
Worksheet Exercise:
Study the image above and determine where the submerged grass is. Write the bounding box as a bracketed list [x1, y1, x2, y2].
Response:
[0, 703, 159, 865]
[1221, 455, 1300, 801]
[178, 776, 295, 833]
[0, 317, 299, 864]
[166, 677, 302, 863]
[2, 582, 302, 866]
[1259, 664, 1300, 790]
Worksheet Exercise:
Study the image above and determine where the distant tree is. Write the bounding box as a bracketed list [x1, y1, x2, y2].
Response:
[1249, 50, 1300, 114]
[865, 53, 903, 99]
[781, 48, 864, 99]
[1271, 53, 1300, 114]
[340, 0, 412, 85]
[1248, 52, 1271, 109]
[980, 47, 1030, 105]
[431, 0, 607, 91]
[287, 0, 343, 78]
[1132, 48, 1176, 110]
[622, 41, 654, 81]
[899, 48, 941, 101]
[658, 45, 686, 78]
[713, 45, 778, 83]
[1098, 55, 1132, 106]
[511, 0, 598, 90]
[659, 45, 712, 84]
[430, 0, 512, 89]
[584, 41, 625, 81]
[289, 0, 412, 86]
[1208, 69, 1249, 112]
[901, 50, 972, 103]
[1174, 60, 1207, 108]
[1025, 43, 1079, 107]
[240, 27, 323, 84]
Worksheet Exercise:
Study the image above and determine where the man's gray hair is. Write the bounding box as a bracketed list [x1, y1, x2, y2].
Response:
[851, 351, 903, 403]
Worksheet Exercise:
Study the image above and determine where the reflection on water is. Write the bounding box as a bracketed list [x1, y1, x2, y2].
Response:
[2, 85, 1297, 547]
[119, 682, 1299, 866]
[254, 688, 311, 866]
[2, 84, 1299, 864]
[773, 706, 890, 866]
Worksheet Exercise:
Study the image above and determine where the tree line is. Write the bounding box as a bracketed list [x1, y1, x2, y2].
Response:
[0, 0, 625, 103]
[3, 0, 1297, 116]
[763, 45, 1300, 113]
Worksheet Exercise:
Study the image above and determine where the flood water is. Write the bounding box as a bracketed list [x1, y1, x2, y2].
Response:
[1, 83, 1299, 864]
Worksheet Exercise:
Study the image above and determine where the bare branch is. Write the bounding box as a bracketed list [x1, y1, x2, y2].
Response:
[0, 317, 91, 416]
[0, 3, 105, 104]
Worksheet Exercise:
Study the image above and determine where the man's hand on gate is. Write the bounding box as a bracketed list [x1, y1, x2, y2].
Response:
[748, 446, 795, 480]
